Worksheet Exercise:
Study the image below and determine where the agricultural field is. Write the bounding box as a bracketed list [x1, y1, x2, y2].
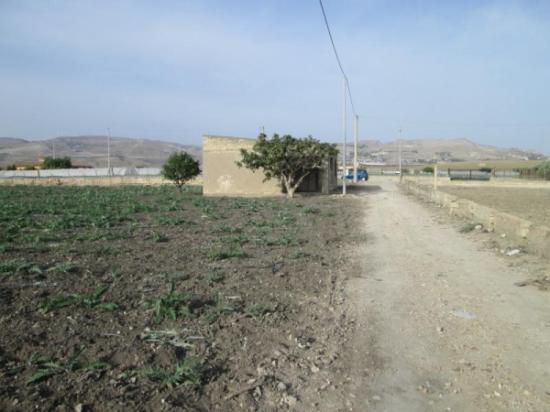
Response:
[438, 186, 550, 227]
[0, 185, 363, 411]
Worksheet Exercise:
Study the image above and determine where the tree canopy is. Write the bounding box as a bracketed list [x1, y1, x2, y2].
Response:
[43, 156, 72, 169]
[162, 151, 200, 189]
[237, 133, 338, 198]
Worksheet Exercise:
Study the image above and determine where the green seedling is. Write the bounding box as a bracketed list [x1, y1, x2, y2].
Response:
[126, 357, 202, 388]
[207, 246, 247, 261]
[218, 225, 242, 234]
[206, 271, 225, 285]
[302, 207, 321, 214]
[146, 281, 194, 323]
[290, 250, 309, 259]
[249, 219, 276, 228]
[0, 259, 42, 276]
[27, 348, 108, 385]
[277, 212, 297, 225]
[246, 303, 274, 318]
[95, 245, 115, 255]
[0, 244, 11, 253]
[222, 234, 249, 246]
[205, 294, 240, 323]
[280, 234, 299, 246]
[253, 237, 276, 247]
[151, 231, 169, 243]
[47, 261, 79, 274]
[40, 285, 118, 313]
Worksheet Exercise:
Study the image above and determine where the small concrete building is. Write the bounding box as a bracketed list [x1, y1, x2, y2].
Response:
[203, 135, 338, 196]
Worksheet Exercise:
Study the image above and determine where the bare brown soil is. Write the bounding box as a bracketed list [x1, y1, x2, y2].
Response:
[439, 186, 550, 227]
[0, 186, 364, 411]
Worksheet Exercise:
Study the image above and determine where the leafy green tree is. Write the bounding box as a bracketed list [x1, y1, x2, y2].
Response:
[6, 164, 16, 171]
[43, 156, 72, 169]
[422, 166, 434, 174]
[237, 133, 338, 198]
[162, 151, 200, 189]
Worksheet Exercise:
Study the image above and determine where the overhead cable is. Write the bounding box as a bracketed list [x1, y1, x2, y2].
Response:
[318, 0, 357, 116]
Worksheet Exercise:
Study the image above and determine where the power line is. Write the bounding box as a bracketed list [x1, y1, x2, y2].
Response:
[318, 0, 357, 116]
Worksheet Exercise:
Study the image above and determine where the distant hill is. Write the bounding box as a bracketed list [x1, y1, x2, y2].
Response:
[338, 138, 546, 165]
[1, 135, 545, 169]
[0, 136, 201, 168]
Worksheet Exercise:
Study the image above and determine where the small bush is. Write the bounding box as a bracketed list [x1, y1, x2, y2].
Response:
[162, 152, 200, 189]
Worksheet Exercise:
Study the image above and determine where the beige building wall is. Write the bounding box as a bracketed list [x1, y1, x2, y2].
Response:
[203, 135, 283, 197]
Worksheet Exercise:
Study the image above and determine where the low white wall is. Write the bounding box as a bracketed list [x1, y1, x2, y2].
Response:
[405, 175, 550, 189]
[0, 175, 203, 187]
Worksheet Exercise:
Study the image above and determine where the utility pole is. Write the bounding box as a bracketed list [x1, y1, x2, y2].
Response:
[398, 128, 403, 183]
[342, 78, 347, 195]
[53, 131, 58, 158]
[353, 114, 358, 182]
[107, 128, 112, 176]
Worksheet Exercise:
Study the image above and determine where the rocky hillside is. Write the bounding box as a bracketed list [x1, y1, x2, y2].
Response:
[0, 136, 201, 168]
[339, 138, 545, 165]
[1, 135, 545, 169]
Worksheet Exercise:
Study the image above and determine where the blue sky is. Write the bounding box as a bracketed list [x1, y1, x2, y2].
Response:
[1, 0, 549, 153]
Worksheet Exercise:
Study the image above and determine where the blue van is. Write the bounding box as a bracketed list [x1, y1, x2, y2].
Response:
[345, 169, 369, 181]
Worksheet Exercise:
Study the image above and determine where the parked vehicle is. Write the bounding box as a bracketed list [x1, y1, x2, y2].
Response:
[344, 169, 369, 181]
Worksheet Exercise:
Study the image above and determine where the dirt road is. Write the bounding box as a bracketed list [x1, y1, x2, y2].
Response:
[344, 181, 550, 411]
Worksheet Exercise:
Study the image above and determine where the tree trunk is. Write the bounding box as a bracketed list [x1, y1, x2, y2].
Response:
[286, 185, 296, 198]
[281, 177, 295, 198]
[283, 172, 310, 199]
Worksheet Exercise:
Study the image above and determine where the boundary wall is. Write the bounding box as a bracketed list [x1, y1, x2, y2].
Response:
[402, 180, 550, 258]
[407, 175, 550, 189]
[0, 175, 203, 186]
[0, 167, 161, 178]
